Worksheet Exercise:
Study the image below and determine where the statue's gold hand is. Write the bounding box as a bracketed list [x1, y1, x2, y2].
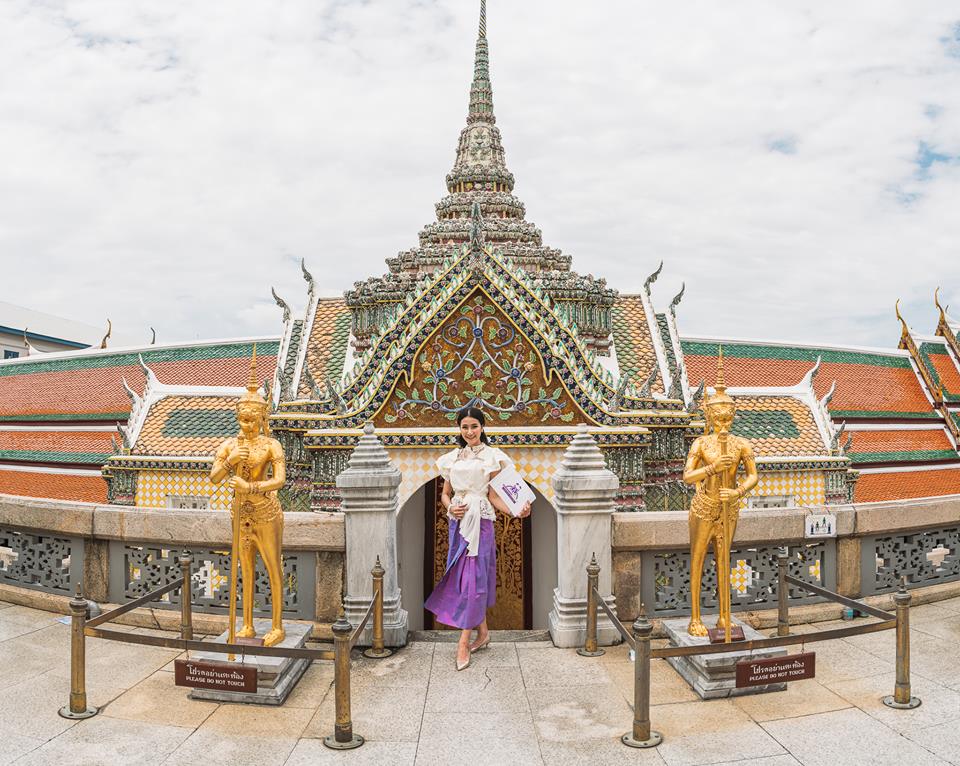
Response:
[718, 487, 740, 502]
[713, 454, 735, 471]
[229, 476, 250, 493]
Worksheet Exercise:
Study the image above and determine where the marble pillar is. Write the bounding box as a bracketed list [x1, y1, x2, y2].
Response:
[549, 425, 621, 648]
[337, 423, 408, 647]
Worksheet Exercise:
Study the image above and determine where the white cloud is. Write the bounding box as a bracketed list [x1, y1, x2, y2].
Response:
[1, 0, 959, 349]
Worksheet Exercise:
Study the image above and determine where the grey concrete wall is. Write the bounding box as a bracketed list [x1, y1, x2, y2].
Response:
[397, 483, 426, 631]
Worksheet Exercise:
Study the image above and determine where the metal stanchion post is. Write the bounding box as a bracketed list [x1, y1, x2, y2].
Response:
[179, 550, 194, 642]
[363, 556, 393, 659]
[578, 553, 605, 657]
[58, 586, 98, 720]
[621, 605, 662, 749]
[324, 609, 364, 750]
[777, 552, 790, 637]
[883, 578, 921, 710]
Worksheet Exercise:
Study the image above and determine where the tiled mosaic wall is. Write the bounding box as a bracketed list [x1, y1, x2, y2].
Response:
[753, 470, 825, 507]
[388, 446, 564, 508]
[135, 470, 232, 510]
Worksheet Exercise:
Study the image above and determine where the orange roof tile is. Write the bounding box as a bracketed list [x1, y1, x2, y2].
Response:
[0, 341, 278, 421]
[0, 469, 106, 503]
[133, 395, 238, 456]
[0, 430, 116, 464]
[682, 341, 935, 419]
[731, 395, 827, 456]
[854, 468, 960, 502]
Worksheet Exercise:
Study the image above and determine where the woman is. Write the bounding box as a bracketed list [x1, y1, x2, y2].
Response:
[425, 406, 532, 670]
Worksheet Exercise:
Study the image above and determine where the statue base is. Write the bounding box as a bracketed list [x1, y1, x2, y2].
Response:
[188, 619, 311, 706]
[662, 617, 787, 699]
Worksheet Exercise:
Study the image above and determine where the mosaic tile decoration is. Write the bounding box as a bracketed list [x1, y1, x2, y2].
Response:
[390, 445, 564, 509]
[611, 295, 662, 394]
[753, 470, 825, 507]
[135, 470, 232, 510]
[299, 299, 351, 397]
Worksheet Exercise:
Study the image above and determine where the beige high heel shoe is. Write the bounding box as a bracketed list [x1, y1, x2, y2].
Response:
[455, 645, 472, 671]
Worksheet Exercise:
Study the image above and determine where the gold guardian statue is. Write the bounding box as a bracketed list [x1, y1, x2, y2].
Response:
[682, 348, 758, 641]
[211, 347, 287, 646]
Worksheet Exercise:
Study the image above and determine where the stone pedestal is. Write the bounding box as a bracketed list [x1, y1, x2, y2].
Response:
[337, 423, 408, 647]
[189, 619, 311, 705]
[549, 426, 620, 648]
[662, 617, 787, 699]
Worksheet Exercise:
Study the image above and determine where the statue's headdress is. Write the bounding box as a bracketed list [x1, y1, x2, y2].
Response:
[237, 344, 270, 435]
[704, 345, 735, 410]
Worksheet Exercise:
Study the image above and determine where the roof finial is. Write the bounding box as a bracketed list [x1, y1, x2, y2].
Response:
[935, 287, 947, 326]
[479, 0, 486, 39]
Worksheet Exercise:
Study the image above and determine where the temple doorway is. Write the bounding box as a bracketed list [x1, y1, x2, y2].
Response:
[396, 477, 557, 631]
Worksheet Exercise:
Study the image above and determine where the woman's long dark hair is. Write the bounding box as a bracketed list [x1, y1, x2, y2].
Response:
[456, 406, 490, 447]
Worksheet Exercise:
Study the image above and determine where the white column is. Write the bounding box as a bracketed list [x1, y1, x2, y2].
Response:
[549, 425, 620, 648]
[336, 423, 408, 647]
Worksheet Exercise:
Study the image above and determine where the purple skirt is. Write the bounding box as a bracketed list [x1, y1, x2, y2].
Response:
[425, 518, 496, 629]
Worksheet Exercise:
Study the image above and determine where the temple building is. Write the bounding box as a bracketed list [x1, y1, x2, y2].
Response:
[1, 1, 958, 635]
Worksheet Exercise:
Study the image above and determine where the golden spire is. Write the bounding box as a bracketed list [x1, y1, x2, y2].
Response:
[239, 344, 266, 407]
[705, 344, 734, 409]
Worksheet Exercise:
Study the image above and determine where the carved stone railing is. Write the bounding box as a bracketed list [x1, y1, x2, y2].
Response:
[0, 495, 344, 624]
[612, 494, 960, 622]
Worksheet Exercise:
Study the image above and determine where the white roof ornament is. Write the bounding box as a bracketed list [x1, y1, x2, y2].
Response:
[271, 287, 292, 324]
[820, 380, 836, 410]
[301, 258, 316, 300]
[668, 282, 685, 318]
[137, 354, 160, 391]
[800, 356, 822, 389]
[643, 261, 663, 298]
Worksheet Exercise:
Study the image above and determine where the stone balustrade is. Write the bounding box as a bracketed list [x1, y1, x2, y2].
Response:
[611, 494, 960, 625]
[0, 494, 345, 632]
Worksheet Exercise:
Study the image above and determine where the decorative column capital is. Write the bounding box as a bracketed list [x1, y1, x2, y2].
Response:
[336, 423, 401, 496]
[552, 426, 618, 510]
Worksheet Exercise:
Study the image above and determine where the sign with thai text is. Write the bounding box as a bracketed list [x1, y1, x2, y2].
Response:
[805, 513, 836, 538]
[174, 658, 258, 693]
[736, 652, 815, 688]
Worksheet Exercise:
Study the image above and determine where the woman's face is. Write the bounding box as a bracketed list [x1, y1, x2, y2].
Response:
[459, 416, 483, 446]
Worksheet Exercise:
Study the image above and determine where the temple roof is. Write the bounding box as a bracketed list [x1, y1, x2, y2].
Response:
[729, 394, 830, 458]
[131, 394, 239, 457]
[682, 339, 936, 420]
[854, 467, 960, 503]
[845, 428, 957, 466]
[0, 337, 277, 503]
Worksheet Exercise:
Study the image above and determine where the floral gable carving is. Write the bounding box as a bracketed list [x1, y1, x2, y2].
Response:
[374, 289, 584, 427]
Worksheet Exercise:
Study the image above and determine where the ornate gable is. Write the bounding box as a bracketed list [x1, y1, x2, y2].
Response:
[374, 288, 583, 427]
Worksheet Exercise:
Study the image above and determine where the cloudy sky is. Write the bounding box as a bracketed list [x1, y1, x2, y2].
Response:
[2, 0, 959, 349]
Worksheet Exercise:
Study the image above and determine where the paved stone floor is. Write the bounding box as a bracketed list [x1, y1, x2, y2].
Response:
[2, 597, 960, 765]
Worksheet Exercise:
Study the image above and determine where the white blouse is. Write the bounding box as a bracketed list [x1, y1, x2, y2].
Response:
[436, 444, 513, 556]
